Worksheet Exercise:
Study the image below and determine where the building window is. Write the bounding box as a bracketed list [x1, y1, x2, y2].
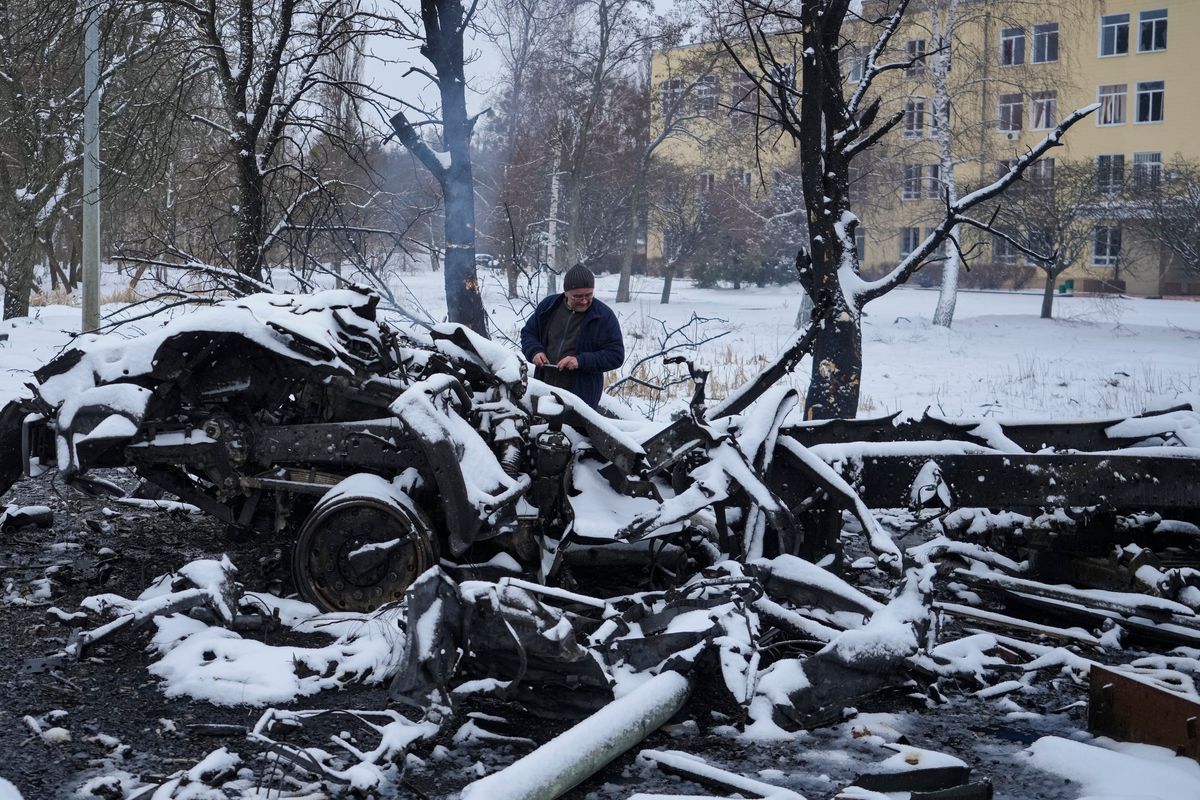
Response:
[847, 166, 861, 203]
[660, 77, 684, 111]
[993, 234, 1018, 266]
[1096, 154, 1125, 194]
[996, 158, 1017, 179]
[1093, 226, 1122, 267]
[772, 62, 796, 91]
[729, 72, 756, 126]
[924, 164, 942, 199]
[845, 49, 864, 84]
[1139, 9, 1167, 52]
[698, 173, 715, 193]
[902, 164, 922, 200]
[1097, 84, 1127, 126]
[1100, 13, 1129, 56]
[1031, 91, 1057, 130]
[998, 93, 1023, 132]
[903, 99, 926, 137]
[854, 226, 866, 261]
[906, 39, 927, 76]
[1136, 81, 1165, 123]
[1030, 157, 1055, 186]
[1133, 152, 1163, 189]
[1000, 27, 1025, 66]
[1032, 23, 1059, 63]
[900, 227, 921, 259]
[695, 75, 719, 113]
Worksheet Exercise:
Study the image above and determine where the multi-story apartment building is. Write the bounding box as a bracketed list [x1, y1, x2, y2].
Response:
[649, 0, 1199, 296]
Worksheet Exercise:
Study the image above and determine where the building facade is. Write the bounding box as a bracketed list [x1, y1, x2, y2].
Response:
[649, 0, 1200, 296]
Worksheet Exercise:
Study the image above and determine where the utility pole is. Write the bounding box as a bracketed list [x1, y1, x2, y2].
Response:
[546, 170, 561, 295]
[81, 1, 101, 332]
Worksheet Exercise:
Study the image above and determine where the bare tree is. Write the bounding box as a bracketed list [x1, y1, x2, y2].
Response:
[389, 0, 489, 335]
[122, 0, 397, 295]
[1132, 157, 1200, 280]
[0, 0, 176, 317]
[982, 160, 1106, 319]
[558, 0, 654, 267]
[718, 0, 1095, 418]
[613, 18, 719, 303]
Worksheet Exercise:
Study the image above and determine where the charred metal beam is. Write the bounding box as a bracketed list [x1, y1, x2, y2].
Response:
[1089, 665, 1200, 762]
[846, 453, 1200, 513]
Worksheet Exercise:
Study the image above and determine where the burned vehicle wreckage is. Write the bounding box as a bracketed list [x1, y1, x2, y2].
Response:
[3, 288, 1200, 795]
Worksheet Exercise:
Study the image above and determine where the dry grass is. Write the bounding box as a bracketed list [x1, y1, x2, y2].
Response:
[28, 287, 78, 307]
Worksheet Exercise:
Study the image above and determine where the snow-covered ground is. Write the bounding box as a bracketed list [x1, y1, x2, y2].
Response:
[2, 271, 1200, 799]
[5, 269, 1198, 421]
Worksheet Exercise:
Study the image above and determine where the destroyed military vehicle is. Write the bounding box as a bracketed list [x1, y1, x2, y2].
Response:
[1, 287, 1199, 620]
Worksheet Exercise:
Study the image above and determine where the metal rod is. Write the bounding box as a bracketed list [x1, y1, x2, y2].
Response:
[82, 1, 101, 332]
[460, 670, 691, 800]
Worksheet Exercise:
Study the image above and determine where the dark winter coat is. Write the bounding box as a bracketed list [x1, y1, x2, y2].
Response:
[520, 295, 624, 408]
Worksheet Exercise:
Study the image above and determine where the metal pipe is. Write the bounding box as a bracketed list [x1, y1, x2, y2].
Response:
[81, 1, 101, 333]
[459, 670, 691, 800]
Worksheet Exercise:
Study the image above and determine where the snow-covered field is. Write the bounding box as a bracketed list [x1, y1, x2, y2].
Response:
[5, 269, 1198, 421]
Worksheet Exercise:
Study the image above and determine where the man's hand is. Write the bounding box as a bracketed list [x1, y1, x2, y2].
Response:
[533, 352, 549, 366]
[557, 356, 579, 370]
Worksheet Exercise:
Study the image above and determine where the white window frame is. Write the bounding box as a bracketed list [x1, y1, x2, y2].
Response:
[729, 72, 756, 126]
[1029, 157, 1055, 186]
[901, 164, 922, 200]
[1097, 84, 1127, 126]
[1092, 226, 1122, 267]
[1099, 13, 1129, 57]
[924, 164, 942, 199]
[1138, 9, 1167, 53]
[1096, 154, 1125, 194]
[900, 227, 921, 259]
[1135, 80, 1165, 124]
[998, 93, 1024, 132]
[698, 173, 715, 193]
[1032, 22, 1059, 63]
[903, 99, 926, 138]
[1031, 90, 1057, 130]
[905, 39, 926, 76]
[993, 234, 1018, 266]
[695, 74, 719, 113]
[1000, 27, 1026, 66]
[660, 77, 684, 111]
[1133, 152, 1163, 189]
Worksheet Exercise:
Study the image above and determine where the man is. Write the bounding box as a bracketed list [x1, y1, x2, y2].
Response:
[520, 264, 624, 409]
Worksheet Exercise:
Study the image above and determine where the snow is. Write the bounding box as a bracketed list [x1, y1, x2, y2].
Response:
[1024, 735, 1200, 799]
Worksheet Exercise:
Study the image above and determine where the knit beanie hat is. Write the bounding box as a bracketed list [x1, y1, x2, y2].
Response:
[563, 263, 595, 291]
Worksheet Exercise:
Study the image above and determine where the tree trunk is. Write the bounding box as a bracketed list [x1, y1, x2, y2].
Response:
[2, 237, 36, 319]
[932, 224, 961, 327]
[235, 155, 265, 282]
[616, 173, 643, 303]
[439, 35, 488, 336]
[1040, 268, 1057, 319]
[930, 0, 961, 328]
[803, 290, 862, 419]
[660, 264, 674, 304]
[443, 168, 487, 334]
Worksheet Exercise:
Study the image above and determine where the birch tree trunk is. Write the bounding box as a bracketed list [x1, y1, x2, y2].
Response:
[931, 0, 962, 328]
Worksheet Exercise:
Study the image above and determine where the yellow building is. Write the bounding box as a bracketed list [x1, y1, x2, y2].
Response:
[649, 0, 1200, 296]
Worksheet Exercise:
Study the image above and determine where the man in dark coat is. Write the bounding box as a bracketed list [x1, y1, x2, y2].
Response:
[520, 264, 624, 408]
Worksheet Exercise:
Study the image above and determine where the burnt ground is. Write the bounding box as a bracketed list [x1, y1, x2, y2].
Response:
[0, 470, 1135, 799]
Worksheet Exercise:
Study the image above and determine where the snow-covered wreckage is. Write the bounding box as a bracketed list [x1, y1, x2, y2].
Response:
[3, 287, 1200, 797]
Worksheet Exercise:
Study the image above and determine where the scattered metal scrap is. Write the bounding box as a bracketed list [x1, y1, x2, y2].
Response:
[4, 288, 1200, 798]
[1089, 665, 1200, 762]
